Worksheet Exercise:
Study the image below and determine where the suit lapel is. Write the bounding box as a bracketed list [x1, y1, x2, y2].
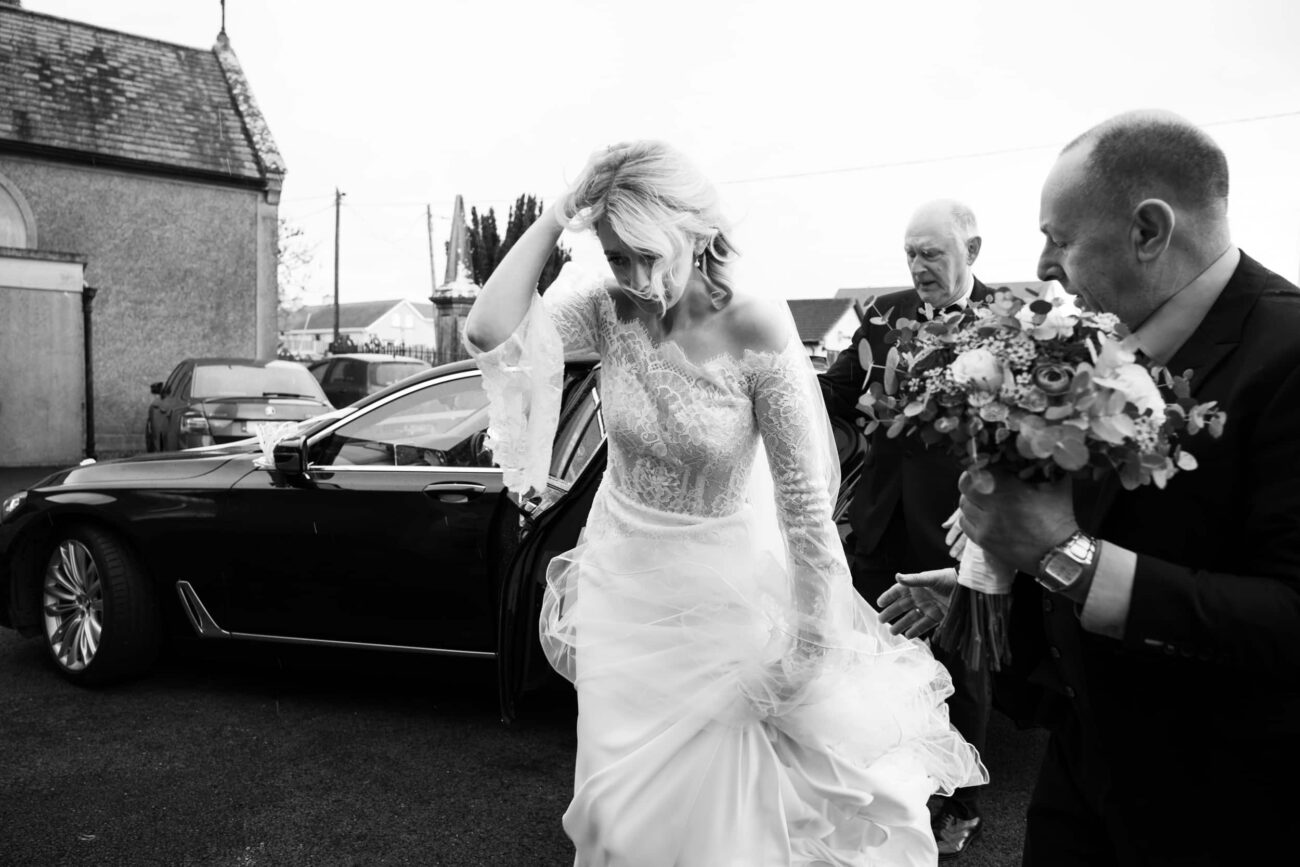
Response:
[1163, 255, 1263, 397]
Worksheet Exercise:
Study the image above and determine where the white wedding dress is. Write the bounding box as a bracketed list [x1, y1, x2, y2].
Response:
[468, 265, 985, 866]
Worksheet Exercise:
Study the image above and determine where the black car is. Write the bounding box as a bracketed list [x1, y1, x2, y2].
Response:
[307, 353, 432, 409]
[1, 359, 863, 719]
[146, 357, 333, 452]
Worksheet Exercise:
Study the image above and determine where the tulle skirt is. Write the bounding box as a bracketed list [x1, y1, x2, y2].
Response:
[541, 486, 985, 866]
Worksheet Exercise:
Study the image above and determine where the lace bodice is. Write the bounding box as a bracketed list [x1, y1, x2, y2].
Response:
[539, 267, 826, 525]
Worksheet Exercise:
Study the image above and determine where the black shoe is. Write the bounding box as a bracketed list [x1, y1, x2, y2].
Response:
[932, 800, 983, 861]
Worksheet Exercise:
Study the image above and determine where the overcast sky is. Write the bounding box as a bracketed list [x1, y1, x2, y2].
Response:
[30, 0, 1300, 306]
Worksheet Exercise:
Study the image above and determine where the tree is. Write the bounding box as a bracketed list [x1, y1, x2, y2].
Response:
[465, 194, 571, 292]
[468, 206, 500, 285]
[276, 217, 314, 330]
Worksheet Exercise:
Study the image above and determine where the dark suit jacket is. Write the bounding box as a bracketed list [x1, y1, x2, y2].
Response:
[996, 252, 1300, 809]
[821, 278, 995, 571]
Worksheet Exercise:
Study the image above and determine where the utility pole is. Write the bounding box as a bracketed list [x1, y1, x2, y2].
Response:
[332, 187, 345, 352]
[426, 204, 438, 302]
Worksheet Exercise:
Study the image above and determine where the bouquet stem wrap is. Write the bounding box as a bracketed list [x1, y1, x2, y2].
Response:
[934, 541, 1014, 672]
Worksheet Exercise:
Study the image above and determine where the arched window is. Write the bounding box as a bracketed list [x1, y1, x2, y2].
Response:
[0, 171, 37, 249]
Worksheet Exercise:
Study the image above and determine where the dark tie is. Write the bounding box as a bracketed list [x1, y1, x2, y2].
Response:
[918, 303, 963, 322]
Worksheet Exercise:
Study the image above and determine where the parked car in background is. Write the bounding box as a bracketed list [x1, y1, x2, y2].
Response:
[307, 353, 432, 408]
[145, 358, 333, 452]
[2, 358, 865, 720]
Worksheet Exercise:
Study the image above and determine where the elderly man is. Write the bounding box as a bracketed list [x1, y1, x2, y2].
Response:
[951, 111, 1300, 865]
[821, 199, 993, 860]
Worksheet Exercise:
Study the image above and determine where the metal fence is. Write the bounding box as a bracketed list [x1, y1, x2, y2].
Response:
[278, 338, 465, 367]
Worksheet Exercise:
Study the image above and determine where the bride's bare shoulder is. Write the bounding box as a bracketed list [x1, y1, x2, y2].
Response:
[719, 292, 794, 355]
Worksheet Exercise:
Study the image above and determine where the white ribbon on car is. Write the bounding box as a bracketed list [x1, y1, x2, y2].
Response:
[252, 422, 301, 469]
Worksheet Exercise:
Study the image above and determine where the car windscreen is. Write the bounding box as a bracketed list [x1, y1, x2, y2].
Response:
[192, 363, 324, 400]
[369, 362, 428, 388]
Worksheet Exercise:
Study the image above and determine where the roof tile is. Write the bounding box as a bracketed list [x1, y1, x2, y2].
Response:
[0, 6, 272, 182]
[785, 298, 857, 343]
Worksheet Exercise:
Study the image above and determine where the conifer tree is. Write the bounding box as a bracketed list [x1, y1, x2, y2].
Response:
[465, 195, 571, 293]
[467, 206, 500, 285]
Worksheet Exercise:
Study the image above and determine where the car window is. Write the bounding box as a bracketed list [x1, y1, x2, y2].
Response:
[326, 359, 364, 385]
[309, 373, 494, 468]
[174, 368, 193, 399]
[308, 361, 330, 384]
[550, 389, 602, 484]
[370, 361, 428, 388]
[162, 363, 186, 397]
[192, 362, 325, 400]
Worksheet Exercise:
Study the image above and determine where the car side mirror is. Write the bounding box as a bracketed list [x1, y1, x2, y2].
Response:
[150, 381, 163, 396]
[271, 436, 307, 475]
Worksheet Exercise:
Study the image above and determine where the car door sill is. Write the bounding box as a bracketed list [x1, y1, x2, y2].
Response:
[174, 581, 495, 659]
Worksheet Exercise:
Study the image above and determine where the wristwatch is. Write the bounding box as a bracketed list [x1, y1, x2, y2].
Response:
[1035, 530, 1099, 594]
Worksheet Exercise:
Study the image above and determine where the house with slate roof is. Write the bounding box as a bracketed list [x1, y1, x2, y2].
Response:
[281, 299, 437, 358]
[785, 298, 860, 364]
[0, 0, 284, 462]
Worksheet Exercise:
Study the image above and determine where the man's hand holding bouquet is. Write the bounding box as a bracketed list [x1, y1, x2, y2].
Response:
[860, 287, 1225, 670]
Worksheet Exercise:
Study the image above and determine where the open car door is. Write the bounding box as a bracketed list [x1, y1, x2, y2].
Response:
[496, 364, 604, 723]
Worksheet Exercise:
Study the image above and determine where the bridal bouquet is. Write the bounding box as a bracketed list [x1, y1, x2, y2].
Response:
[857, 287, 1226, 670]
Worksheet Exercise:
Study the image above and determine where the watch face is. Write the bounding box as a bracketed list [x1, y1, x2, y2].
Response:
[1044, 552, 1083, 588]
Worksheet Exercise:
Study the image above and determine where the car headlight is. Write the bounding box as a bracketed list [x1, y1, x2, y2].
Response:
[1, 491, 27, 523]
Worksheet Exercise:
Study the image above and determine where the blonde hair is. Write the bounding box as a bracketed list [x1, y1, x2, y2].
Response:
[557, 140, 738, 313]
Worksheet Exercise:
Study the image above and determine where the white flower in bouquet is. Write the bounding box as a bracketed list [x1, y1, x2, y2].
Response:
[949, 347, 1004, 391]
[1016, 301, 1078, 340]
[1091, 337, 1167, 425]
[1095, 361, 1167, 425]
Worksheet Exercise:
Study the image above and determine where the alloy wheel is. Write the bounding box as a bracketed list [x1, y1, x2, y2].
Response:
[42, 539, 104, 672]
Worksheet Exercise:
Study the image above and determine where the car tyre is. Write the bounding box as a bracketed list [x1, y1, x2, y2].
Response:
[40, 525, 160, 685]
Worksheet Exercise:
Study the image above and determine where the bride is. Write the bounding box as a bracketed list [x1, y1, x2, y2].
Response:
[464, 140, 985, 866]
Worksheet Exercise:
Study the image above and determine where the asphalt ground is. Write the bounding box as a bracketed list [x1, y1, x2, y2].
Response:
[0, 465, 1045, 866]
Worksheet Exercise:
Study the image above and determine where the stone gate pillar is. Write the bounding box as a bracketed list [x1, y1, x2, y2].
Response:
[431, 288, 477, 363]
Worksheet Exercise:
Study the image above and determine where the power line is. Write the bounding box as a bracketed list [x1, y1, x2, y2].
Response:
[278, 108, 1300, 208]
[277, 193, 337, 205]
[344, 206, 430, 258]
[718, 142, 1060, 185]
[717, 108, 1300, 186]
[278, 202, 338, 221]
[286, 196, 523, 209]
[1200, 108, 1300, 128]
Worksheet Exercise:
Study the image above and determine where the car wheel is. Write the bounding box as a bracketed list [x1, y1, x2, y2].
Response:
[40, 525, 160, 685]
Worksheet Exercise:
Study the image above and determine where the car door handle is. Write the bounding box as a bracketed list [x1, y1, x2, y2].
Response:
[423, 482, 486, 503]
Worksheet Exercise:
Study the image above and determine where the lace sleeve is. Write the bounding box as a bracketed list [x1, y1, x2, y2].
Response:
[463, 263, 608, 495]
[748, 341, 857, 706]
[542, 262, 609, 357]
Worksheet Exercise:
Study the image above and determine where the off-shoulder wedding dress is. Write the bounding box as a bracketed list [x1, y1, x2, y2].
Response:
[468, 265, 985, 866]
